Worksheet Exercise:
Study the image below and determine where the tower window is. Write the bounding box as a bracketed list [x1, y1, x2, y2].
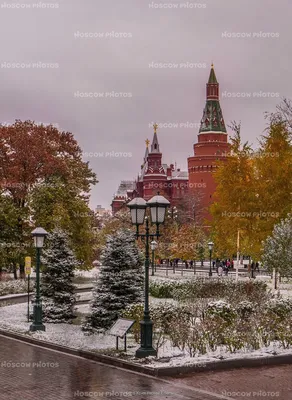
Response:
[154, 144, 157, 149]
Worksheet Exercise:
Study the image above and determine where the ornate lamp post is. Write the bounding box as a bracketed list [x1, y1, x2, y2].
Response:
[30, 227, 48, 332]
[150, 240, 157, 276]
[208, 241, 214, 277]
[128, 194, 170, 358]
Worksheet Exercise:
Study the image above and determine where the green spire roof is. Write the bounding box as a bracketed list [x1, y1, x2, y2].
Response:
[199, 100, 226, 133]
[208, 64, 218, 84]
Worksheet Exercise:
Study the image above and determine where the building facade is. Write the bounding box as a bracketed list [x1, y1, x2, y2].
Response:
[111, 124, 188, 213]
[112, 65, 230, 217]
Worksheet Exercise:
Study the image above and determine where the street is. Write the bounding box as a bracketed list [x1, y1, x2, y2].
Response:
[1, 335, 291, 400]
[0, 335, 230, 400]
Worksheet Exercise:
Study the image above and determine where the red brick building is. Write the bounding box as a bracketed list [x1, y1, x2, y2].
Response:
[111, 124, 188, 214]
[112, 65, 230, 217]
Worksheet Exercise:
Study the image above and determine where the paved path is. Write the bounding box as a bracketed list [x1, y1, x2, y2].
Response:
[0, 335, 232, 400]
[169, 364, 292, 400]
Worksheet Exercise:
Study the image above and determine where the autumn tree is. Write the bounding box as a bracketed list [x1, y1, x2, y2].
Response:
[210, 122, 258, 259]
[170, 223, 207, 261]
[0, 120, 97, 271]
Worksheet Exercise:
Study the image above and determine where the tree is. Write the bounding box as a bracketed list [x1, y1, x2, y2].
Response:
[0, 120, 97, 270]
[30, 177, 97, 268]
[170, 224, 207, 261]
[41, 229, 78, 323]
[262, 215, 292, 277]
[83, 229, 144, 333]
[210, 122, 257, 259]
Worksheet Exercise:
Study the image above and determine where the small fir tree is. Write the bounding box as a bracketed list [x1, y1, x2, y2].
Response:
[41, 229, 78, 323]
[262, 215, 292, 276]
[83, 229, 144, 333]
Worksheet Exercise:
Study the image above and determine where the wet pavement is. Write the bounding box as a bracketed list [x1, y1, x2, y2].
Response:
[0, 335, 231, 400]
[1, 335, 291, 400]
[169, 364, 292, 400]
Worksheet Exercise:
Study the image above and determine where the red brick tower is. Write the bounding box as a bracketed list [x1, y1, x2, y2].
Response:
[188, 64, 230, 217]
[143, 123, 168, 200]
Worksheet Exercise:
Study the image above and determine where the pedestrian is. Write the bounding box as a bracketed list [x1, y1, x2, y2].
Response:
[218, 264, 223, 277]
[190, 260, 193, 268]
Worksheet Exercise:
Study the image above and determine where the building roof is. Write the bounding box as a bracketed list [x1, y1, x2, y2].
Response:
[115, 180, 135, 196]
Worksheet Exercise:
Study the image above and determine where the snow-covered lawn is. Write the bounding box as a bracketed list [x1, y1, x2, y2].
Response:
[1, 302, 292, 370]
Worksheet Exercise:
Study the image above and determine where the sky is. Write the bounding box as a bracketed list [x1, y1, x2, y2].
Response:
[0, 0, 291, 209]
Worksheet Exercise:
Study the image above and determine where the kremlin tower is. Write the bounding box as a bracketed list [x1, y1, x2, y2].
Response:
[187, 64, 230, 217]
[112, 64, 230, 218]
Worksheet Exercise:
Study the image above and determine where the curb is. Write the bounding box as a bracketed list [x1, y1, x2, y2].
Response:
[1, 329, 292, 377]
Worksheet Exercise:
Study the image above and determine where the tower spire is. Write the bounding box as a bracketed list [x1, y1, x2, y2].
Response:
[199, 64, 226, 133]
[150, 123, 160, 153]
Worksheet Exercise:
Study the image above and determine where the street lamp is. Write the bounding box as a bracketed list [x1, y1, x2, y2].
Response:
[150, 241, 157, 276]
[208, 241, 214, 277]
[128, 194, 170, 358]
[30, 227, 48, 332]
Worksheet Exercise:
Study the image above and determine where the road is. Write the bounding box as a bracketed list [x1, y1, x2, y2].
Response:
[169, 364, 292, 400]
[1, 335, 291, 400]
[0, 335, 231, 400]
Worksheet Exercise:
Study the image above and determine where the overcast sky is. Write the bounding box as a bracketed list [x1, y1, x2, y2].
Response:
[0, 0, 290, 209]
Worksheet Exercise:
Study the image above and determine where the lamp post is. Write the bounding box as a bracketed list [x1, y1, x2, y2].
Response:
[128, 194, 170, 358]
[30, 227, 48, 332]
[150, 240, 157, 276]
[208, 241, 214, 277]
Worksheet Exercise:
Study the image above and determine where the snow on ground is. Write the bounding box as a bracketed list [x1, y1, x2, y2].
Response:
[1, 302, 292, 370]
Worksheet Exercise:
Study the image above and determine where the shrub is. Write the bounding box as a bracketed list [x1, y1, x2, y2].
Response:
[150, 278, 269, 304]
[0, 280, 32, 296]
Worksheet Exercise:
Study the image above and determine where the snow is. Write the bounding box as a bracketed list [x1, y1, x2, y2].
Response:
[1, 301, 292, 371]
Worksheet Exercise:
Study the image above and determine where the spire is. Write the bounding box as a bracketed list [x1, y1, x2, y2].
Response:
[208, 63, 218, 84]
[150, 123, 160, 153]
[199, 64, 226, 133]
[144, 139, 150, 161]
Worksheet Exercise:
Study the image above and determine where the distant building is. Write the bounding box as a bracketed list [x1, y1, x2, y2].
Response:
[111, 124, 188, 214]
[95, 205, 111, 217]
[112, 64, 230, 218]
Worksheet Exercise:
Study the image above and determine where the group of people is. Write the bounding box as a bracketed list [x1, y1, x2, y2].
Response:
[213, 259, 233, 276]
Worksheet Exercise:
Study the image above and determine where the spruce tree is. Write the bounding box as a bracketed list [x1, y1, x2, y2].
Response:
[262, 215, 292, 277]
[41, 229, 78, 323]
[83, 229, 144, 333]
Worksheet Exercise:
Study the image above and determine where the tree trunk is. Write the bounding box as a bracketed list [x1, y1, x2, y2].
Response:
[13, 263, 18, 280]
[19, 263, 25, 279]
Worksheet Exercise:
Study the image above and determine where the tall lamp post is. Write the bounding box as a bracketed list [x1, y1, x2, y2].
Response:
[150, 240, 157, 276]
[208, 241, 214, 277]
[30, 227, 48, 332]
[128, 194, 170, 358]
